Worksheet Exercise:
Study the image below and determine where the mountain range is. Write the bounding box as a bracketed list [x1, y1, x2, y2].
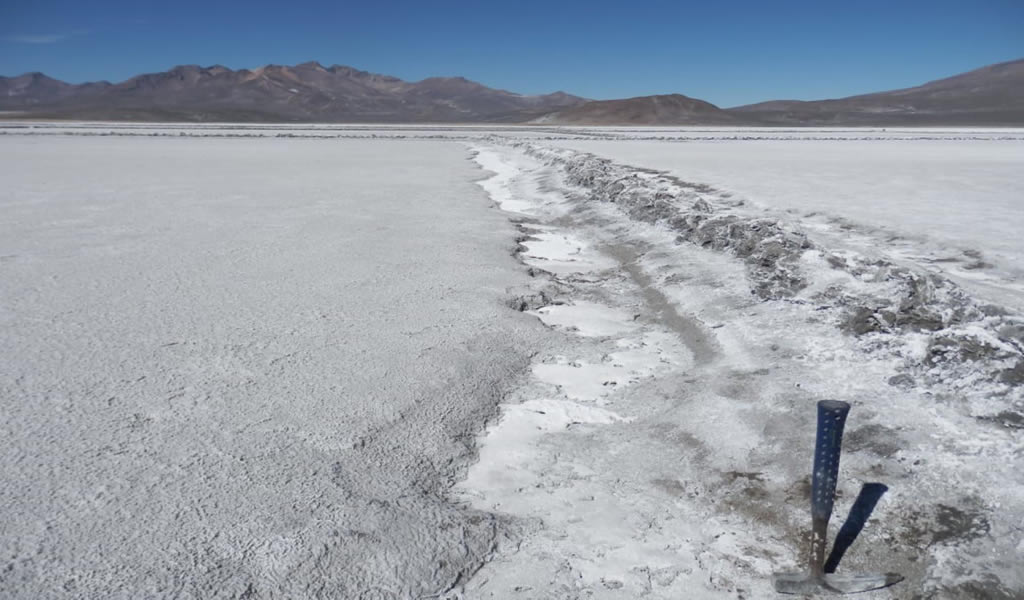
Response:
[0, 62, 585, 123]
[1, 58, 1022, 125]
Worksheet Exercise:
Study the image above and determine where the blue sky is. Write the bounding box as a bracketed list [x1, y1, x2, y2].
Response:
[2, 0, 1022, 107]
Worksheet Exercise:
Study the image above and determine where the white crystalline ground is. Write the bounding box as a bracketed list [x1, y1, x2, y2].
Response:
[545, 136, 1024, 311]
[0, 136, 547, 598]
[520, 230, 619, 276]
[531, 302, 642, 338]
[5, 123, 1022, 143]
[457, 140, 1024, 599]
[3, 127, 1023, 599]
[557, 126, 1024, 141]
[0, 121, 590, 140]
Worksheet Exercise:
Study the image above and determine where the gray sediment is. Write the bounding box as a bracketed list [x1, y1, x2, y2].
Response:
[601, 241, 721, 366]
[506, 139, 1023, 417]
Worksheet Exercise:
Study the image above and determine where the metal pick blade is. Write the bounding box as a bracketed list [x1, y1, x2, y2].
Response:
[773, 571, 903, 595]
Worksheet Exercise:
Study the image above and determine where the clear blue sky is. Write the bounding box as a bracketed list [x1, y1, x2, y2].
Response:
[2, 0, 1022, 107]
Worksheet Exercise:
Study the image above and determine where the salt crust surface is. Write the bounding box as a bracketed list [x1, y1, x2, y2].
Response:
[2, 128, 1022, 599]
[459, 142, 1024, 599]
[0, 136, 547, 598]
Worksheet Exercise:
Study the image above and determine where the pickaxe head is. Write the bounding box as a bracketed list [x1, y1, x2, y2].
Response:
[773, 571, 904, 595]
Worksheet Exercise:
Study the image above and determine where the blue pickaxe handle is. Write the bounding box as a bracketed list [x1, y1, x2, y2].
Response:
[807, 400, 851, 577]
[812, 400, 851, 521]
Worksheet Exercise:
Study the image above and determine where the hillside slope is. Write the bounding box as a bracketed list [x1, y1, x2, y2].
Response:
[730, 58, 1024, 125]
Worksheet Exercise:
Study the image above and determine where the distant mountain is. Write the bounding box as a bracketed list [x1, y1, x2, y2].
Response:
[729, 58, 1024, 125]
[535, 93, 743, 125]
[0, 62, 586, 123]
[2, 58, 1022, 125]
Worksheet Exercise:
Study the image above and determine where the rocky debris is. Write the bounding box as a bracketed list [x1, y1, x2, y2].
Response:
[501, 140, 1023, 410]
[978, 410, 1024, 430]
[514, 142, 813, 300]
[834, 269, 976, 337]
[505, 290, 556, 312]
[825, 259, 1024, 400]
[887, 373, 917, 389]
[999, 360, 1024, 385]
[503, 254, 573, 312]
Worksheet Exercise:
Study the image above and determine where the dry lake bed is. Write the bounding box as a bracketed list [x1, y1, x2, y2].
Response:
[2, 124, 1023, 599]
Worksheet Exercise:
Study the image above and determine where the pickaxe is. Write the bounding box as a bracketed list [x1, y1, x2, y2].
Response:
[773, 400, 903, 595]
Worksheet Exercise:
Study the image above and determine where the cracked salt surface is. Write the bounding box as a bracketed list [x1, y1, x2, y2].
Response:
[531, 301, 642, 338]
[456, 140, 1024, 599]
[474, 146, 570, 218]
[547, 136, 1024, 312]
[520, 231, 618, 276]
[5, 130, 1020, 598]
[0, 137, 546, 599]
[460, 145, 784, 598]
[532, 339, 687, 404]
